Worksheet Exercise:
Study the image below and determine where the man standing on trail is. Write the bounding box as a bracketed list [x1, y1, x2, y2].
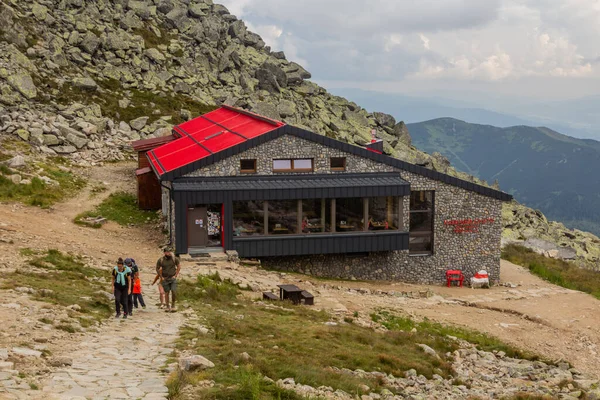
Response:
[156, 247, 180, 312]
[112, 258, 131, 319]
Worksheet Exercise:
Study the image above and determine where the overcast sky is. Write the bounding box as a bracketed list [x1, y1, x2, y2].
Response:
[219, 0, 600, 102]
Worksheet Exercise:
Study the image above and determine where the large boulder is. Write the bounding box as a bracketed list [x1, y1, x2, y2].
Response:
[251, 102, 280, 120]
[79, 32, 100, 54]
[392, 121, 411, 146]
[7, 73, 37, 99]
[128, 0, 153, 20]
[228, 20, 246, 39]
[166, 6, 192, 32]
[373, 112, 396, 128]
[285, 62, 311, 86]
[256, 62, 287, 93]
[72, 77, 97, 91]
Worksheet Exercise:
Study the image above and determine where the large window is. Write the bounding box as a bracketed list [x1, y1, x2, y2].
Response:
[232, 201, 265, 236]
[268, 200, 298, 234]
[273, 159, 313, 172]
[409, 191, 434, 254]
[335, 198, 363, 232]
[368, 197, 400, 230]
[302, 199, 331, 233]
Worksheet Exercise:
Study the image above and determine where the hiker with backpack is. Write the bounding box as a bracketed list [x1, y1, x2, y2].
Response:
[124, 258, 138, 316]
[156, 247, 180, 312]
[111, 257, 131, 319]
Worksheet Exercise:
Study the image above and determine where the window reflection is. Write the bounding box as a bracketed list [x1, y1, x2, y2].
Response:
[302, 199, 331, 233]
[409, 191, 434, 254]
[336, 198, 363, 232]
[232, 201, 264, 236]
[368, 197, 399, 230]
[268, 200, 297, 234]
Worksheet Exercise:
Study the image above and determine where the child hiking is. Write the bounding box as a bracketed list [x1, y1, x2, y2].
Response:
[111, 258, 131, 319]
[124, 258, 138, 316]
[132, 271, 146, 309]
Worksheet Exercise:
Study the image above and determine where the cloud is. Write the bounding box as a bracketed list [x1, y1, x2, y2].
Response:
[219, 0, 598, 84]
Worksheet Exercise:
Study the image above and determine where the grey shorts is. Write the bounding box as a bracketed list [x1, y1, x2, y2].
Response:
[162, 278, 177, 293]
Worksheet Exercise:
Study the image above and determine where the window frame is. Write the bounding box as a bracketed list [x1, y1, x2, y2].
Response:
[409, 190, 434, 255]
[240, 159, 257, 174]
[330, 157, 346, 171]
[272, 158, 314, 173]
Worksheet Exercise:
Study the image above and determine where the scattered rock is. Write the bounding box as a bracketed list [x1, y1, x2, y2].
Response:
[72, 77, 97, 90]
[11, 347, 42, 358]
[179, 354, 215, 371]
[6, 155, 25, 168]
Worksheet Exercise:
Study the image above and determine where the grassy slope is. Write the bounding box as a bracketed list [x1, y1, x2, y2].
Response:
[0, 148, 86, 208]
[74, 191, 159, 228]
[2, 249, 112, 329]
[502, 244, 600, 299]
[168, 274, 540, 399]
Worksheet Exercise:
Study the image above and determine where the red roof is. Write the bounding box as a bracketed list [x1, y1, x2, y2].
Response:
[148, 106, 285, 178]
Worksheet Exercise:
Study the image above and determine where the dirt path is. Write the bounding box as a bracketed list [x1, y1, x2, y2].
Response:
[0, 163, 182, 400]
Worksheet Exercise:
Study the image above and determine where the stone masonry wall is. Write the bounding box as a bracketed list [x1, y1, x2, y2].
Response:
[178, 134, 504, 284]
[184, 134, 395, 177]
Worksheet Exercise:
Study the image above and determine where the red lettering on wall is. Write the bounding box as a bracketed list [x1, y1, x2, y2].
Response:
[444, 217, 495, 233]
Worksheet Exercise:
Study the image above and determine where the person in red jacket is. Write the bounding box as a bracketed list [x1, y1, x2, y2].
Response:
[131, 271, 146, 309]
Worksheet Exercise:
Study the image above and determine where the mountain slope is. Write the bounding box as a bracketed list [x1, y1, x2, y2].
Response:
[408, 118, 600, 236]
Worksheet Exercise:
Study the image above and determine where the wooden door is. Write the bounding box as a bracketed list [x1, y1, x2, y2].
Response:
[187, 206, 208, 247]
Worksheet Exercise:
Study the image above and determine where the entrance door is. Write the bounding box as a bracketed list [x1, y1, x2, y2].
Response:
[188, 206, 208, 247]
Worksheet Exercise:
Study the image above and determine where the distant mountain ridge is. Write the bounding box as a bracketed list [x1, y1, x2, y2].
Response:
[407, 118, 600, 236]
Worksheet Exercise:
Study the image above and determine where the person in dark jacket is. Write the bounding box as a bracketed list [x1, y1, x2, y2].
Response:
[124, 258, 138, 316]
[111, 258, 131, 319]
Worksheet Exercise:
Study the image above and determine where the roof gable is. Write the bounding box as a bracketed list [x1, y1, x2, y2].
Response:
[149, 110, 512, 201]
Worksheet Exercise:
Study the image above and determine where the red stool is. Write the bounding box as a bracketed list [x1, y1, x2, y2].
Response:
[446, 270, 464, 287]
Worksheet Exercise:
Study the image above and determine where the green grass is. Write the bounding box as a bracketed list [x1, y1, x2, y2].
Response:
[502, 244, 600, 299]
[74, 191, 158, 227]
[2, 249, 112, 322]
[371, 311, 540, 361]
[0, 155, 86, 208]
[170, 274, 467, 399]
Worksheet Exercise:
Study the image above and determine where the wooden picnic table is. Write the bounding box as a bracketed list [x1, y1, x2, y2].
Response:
[277, 284, 303, 304]
[337, 224, 356, 231]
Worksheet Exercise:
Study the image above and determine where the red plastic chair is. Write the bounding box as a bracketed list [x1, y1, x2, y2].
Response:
[446, 270, 464, 287]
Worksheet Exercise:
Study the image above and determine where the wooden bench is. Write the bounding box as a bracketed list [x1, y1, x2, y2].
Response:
[262, 292, 279, 301]
[300, 290, 314, 305]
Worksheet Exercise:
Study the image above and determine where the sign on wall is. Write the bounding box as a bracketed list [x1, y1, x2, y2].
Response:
[444, 218, 495, 233]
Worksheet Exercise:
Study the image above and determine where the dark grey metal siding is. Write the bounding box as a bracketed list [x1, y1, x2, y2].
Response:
[232, 231, 409, 258]
[172, 173, 410, 254]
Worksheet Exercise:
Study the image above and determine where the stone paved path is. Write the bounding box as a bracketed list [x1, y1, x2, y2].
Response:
[1, 289, 184, 400]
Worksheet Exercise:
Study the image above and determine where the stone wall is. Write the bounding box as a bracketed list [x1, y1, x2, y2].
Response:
[184, 134, 395, 177]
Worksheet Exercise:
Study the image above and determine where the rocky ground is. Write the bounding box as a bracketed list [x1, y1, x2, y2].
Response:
[0, 163, 599, 399]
